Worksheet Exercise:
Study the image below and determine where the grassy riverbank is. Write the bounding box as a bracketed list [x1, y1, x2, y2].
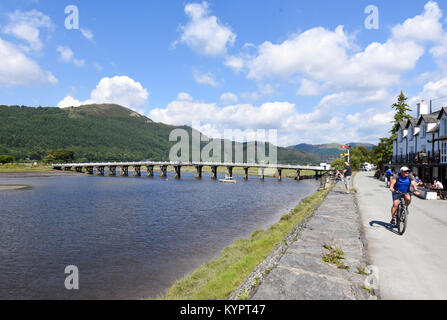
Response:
[161, 187, 330, 300]
[0, 164, 53, 173]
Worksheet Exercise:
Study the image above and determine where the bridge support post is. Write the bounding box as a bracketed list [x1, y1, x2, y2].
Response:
[121, 166, 129, 177]
[260, 168, 265, 181]
[97, 166, 105, 176]
[75, 167, 83, 173]
[160, 166, 168, 178]
[64, 166, 72, 171]
[277, 168, 282, 182]
[211, 166, 217, 180]
[195, 166, 203, 179]
[134, 166, 141, 177]
[296, 170, 301, 182]
[146, 166, 154, 178]
[227, 166, 233, 178]
[244, 167, 249, 181]
[86, 167, 94, 175]
[174, 166, 181, 179]
[109, 166, 116, 176]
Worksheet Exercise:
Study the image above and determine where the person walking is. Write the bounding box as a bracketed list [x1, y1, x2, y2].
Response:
[343, 162, 352, 194]
[385, 168, 393, 188]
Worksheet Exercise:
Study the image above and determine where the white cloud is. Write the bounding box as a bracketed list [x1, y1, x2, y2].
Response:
[392, 1, 443, 42]
[3, 9, 53, 51]
[148, 92, 395, 146]
[193, 69, 218, 86]
[240, 91, 260, 102]
[0, 37, 57, 87]
[58, 76, 149, 114]
[57, 46, 85, 67]
[258, 83, 276, 96]
[57, 96, 84, 109]
[236, 2, 447, 112]
[224, 55, 244, 72]
[80, 28, 94, 40]
[220, 92, 238, 104]
[297, 79, 322, 96]
[177, 1, 236, 56]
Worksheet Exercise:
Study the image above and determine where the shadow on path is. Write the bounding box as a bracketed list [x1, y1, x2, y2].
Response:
[369, 220, 400, 235]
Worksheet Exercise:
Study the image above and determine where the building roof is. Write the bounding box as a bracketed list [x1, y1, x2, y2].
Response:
[417, 112, 440, 125]
[428, 123, 440, 133]
[398, 120, 409, 130]
[406, 118, 419, 129]
[438, 107, 447, 120]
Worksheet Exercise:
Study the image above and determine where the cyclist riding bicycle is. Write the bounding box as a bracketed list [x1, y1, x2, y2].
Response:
[389, 167, 420, 225]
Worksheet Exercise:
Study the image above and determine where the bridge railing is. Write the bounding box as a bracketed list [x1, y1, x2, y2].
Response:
[52, 161, 330, 171]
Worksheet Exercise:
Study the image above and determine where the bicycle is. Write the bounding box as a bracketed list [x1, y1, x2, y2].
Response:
[394, 191, 410, 235]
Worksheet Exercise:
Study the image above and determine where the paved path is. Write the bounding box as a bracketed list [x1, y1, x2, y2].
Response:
[354, 172, 447, 300]
[250, 183, 371, 300]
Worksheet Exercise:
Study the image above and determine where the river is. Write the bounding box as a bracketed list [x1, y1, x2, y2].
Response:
[0, 171, 318, 299]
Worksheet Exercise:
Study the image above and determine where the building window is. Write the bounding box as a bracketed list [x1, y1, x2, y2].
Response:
[422, 124, 427, 138]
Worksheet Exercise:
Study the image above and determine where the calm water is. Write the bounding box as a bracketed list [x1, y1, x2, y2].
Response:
[0, 171, 318, 299]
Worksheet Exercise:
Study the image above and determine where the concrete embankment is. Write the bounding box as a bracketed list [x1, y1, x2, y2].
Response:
[230, 181, 375, 300]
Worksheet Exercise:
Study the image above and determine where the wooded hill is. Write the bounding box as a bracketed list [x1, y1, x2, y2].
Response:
[0, 104, 320, 165]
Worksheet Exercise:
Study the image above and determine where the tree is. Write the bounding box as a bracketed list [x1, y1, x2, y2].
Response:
[331, 158, 346, 170]
[372, 137, 393, 168]
[0, 155, 14, 164]
[391, 90, 412, 135]
[44, 149, 75, 163]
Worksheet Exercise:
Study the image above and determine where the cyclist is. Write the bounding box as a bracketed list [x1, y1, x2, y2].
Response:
[389, 167, 420, 225]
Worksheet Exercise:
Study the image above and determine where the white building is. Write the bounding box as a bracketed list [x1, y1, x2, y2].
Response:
[392, 102, 447, 185]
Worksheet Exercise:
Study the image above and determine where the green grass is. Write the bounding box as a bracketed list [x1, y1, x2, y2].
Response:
[0, 164, 53, 173]
[159, 187, 331, 300]
[322, 244, 349, 270]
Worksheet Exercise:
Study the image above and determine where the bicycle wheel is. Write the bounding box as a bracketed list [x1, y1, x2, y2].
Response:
[397, 205, 407, 235]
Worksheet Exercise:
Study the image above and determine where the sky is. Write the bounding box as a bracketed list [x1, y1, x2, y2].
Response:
[2, 0, 447, 146]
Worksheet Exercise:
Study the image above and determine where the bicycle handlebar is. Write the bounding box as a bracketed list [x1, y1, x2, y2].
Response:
[394, 190, 419, 195]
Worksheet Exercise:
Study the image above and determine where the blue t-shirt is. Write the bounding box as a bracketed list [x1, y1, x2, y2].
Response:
[393, 173, 414, 193]
[386, 169, 392, 178]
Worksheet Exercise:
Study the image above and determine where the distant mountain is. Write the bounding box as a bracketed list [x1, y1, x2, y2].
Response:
[0, 104, 320, 165]
[289, 142, 375, 162]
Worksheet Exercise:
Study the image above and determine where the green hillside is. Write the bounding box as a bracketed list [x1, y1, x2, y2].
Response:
[0, 104, 320, 164]
[290, 142, 375, 160]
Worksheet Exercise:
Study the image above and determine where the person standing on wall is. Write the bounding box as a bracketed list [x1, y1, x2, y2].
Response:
[343, 162, 352, 194]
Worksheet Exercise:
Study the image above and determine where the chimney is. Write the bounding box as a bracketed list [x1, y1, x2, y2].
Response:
[417, 100, 429, 118]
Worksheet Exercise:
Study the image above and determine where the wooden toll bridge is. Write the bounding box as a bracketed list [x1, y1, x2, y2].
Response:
[52, 161, 332, 181]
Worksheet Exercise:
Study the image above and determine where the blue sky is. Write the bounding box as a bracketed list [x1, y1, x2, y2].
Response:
[1, 0, 447, 146]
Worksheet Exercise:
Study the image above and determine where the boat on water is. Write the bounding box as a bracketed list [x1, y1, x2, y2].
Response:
[219, 175, 237, 183]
